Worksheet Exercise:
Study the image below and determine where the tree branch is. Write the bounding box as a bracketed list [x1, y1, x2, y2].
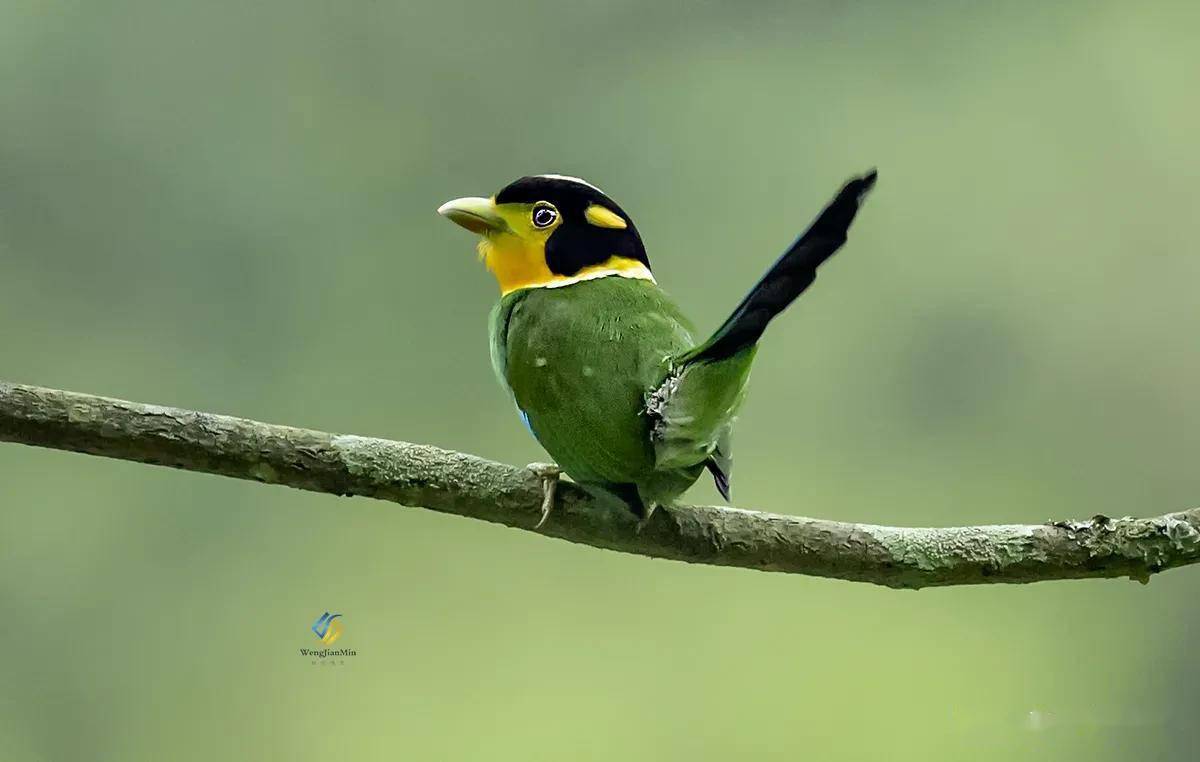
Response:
[1, 380, 1197, 589]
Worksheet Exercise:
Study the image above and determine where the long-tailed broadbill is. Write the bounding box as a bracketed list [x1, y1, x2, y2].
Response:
[438, 170, 876, 525]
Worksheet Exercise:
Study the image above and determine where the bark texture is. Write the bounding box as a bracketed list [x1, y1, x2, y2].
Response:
[2, 381, 1198, 589]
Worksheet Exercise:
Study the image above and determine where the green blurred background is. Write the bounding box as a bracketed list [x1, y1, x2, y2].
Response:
[2, 1, 1198, 759]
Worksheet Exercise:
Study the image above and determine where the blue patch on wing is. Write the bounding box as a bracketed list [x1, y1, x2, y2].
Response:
[516, 406, 535, 436]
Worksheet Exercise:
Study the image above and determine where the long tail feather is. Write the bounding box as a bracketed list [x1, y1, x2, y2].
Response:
[683, 169, 877, 364]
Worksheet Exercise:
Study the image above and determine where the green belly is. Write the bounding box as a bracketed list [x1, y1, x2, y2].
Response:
[490, 277, 696, 492]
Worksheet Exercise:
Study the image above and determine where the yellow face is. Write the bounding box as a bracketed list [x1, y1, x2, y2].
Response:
[476, 199, 565, 295]
[438, 182, 653, 296]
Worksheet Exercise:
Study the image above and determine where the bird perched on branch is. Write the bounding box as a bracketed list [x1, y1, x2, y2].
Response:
[439, 170, 876, 526]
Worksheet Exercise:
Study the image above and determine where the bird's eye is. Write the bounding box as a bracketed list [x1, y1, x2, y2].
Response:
[532, 204, 558, 228]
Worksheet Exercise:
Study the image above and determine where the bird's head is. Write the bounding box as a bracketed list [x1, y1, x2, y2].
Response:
[438, 175, 653, 296]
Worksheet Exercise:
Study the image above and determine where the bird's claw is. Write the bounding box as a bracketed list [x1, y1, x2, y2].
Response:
[634, 503, 658, 534]
[526, 462, 561, 529]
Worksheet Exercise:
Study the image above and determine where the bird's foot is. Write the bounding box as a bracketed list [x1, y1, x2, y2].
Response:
[526, 462, 561, 529]
[635, 502, 659, 534]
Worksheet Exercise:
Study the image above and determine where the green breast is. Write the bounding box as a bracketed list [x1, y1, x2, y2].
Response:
[490, 276, 694, 486]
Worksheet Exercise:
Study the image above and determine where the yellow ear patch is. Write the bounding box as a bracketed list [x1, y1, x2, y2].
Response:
[584, 204, 627, 230]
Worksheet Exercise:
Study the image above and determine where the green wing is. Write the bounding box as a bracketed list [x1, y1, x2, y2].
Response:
[647, 346, 755, 497]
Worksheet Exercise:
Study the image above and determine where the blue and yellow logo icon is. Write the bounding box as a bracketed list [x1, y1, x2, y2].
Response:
[311, 612, 344, 645]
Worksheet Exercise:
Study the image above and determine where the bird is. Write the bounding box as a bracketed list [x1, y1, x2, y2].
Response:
[438, 170, 877, 527]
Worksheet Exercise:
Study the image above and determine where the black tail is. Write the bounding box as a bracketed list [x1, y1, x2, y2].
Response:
[683, 169, 877, 365]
